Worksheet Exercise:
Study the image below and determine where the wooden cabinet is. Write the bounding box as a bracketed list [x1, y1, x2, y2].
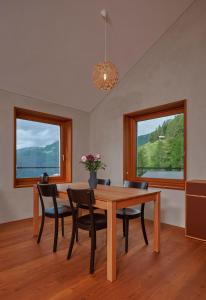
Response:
[186, 180, 206, 241]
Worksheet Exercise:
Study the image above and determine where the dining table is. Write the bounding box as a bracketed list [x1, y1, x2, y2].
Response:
[33, 182, 161, 282]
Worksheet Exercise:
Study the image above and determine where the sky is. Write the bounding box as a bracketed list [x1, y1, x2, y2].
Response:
[17, 119, 60, 149]
[16, 114, 181, 149]
[137, 114, 178, 136]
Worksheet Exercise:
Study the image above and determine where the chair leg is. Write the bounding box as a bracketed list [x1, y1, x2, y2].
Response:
[141, 204, 148, 245]
[90, 225, 97, 249]
[89, 230, 96, 249]
[76, 227, 79, 242]
[67, 218, 76, 259]
[53, 217, 59, 252]
[125, 218, 129, 253]
[94, 230, 96, 250]
[123, 217, 126, 237]
[90, 230, 95, 274]
[37, 214, 45, 244]
[61, 217, 64, 237]
[75, 211, 79, 242]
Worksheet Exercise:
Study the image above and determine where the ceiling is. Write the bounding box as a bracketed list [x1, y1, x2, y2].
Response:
[0, 0, 194, 112]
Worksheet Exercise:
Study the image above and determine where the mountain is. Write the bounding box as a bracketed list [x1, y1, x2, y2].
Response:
[16, 141, 60, 178]
[138, 133, 150, 146]
[17, 141, 59, 167]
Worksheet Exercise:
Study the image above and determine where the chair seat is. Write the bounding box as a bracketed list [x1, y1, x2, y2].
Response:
[78, 203, 97, 210]
[117, 207, 141, 219]
[78, 213, 107, 231]
[45, 205, 72, 218]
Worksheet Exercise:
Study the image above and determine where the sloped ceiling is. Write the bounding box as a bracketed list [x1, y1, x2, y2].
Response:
[0, 0, 194, 112]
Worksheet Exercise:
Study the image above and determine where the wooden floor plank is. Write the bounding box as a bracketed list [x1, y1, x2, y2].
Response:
[0, 218, 206, 299]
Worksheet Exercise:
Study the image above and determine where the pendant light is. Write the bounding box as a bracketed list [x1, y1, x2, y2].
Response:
[92, 9, 118, 91]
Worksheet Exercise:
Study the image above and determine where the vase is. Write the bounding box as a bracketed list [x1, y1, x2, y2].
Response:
[40, 172, 49, 184]
[88, 171, 97, 189]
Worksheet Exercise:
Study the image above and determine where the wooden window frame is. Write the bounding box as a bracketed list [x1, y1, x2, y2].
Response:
[14, 107, 72, 188]
[123, 100, 187, 190]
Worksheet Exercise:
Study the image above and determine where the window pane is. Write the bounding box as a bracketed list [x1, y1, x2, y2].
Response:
[137, 113, 184, 179]
[16, 119, 61, 178]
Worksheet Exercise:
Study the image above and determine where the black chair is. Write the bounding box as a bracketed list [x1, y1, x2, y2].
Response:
[37, 183, 72, 252]
[97, 178, 111, 186]
[116, 180, 149, 253]
[67, 188, 107, 274]
[78, 178, 110, 211]
[97, 178, 111, 215]
[74, 179, 110, 242]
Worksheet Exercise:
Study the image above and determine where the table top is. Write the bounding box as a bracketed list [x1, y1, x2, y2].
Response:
[57, 182, 160, 203]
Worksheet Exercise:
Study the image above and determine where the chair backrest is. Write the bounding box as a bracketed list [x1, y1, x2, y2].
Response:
[97, 178, 111, 186]
[123, 180, 148, 190]
[123, 180, 148, 212]
[37, 183, 58, 215]
[67, 188, 95, 216]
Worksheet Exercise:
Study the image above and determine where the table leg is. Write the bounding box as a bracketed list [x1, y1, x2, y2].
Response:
[107, 201, 117, 282]
[33, 186, 39, 237]
[153, 192, 160, 252]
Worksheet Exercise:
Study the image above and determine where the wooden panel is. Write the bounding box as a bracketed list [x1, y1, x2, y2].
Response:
[15, 106, 70, 123]
[186, 181, 206, 196]
[116, 193, 157, 209]
[33, 186, 39, 237]
[56, 183, 160, 203]
[186, 195, 206, 240]
[107, 201, 117, 282]
[124, 99, 186, 118]
[154, 192, 161, 252]
[94, 200, 107, 210]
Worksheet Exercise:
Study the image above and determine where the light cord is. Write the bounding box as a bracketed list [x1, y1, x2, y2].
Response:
[104, 16, 107, 62]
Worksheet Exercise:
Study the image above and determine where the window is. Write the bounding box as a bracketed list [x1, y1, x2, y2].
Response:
[14, 107, 72, 187]
[123, 100, 186, 190]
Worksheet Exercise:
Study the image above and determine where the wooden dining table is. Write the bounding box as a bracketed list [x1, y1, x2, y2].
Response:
[33, 182, 161, 282]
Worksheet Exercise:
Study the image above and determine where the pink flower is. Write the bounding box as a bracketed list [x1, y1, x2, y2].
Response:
[81, 155, 87, 162]
[86, 154, 95, 161]
[96, 153, 101, 160]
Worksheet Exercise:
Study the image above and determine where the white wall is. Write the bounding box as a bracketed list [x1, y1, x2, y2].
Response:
[0, 90, 89, 223]
[1, 0, 206, 228]
[90, 0, 206, 227]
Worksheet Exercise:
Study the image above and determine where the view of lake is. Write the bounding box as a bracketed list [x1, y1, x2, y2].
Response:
[16, 119, 60, 179]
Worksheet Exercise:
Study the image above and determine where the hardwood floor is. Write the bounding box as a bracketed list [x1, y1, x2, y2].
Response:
[1, 217, 206, 300]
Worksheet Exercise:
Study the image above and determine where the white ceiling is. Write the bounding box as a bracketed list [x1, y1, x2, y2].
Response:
[0, 0, 194, 112]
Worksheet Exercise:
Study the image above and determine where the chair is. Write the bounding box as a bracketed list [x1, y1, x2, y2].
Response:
[37, 183, 72, 252]
[67, 188, 107, 274]
[97, 178, 111, 186]
[116, 180, 149, 253]
[78, 178, 110, 211]
[97, 178, 111, 215]
[75, 179, 110, 241]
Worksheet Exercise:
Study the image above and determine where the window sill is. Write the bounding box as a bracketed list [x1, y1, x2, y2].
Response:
[126, 177, 185, 190]
[149, 182, 185, 190]
[14, 178, 71, 188]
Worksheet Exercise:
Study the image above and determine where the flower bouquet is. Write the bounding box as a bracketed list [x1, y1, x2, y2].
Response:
[80, 154, 106, 188]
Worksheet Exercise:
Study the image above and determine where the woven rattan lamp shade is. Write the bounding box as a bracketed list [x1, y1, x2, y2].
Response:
[92, 61, 118, 91]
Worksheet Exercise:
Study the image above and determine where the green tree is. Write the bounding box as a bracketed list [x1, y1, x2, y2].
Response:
[137, 146, 148, 176]
[137, 113, 184, 176]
